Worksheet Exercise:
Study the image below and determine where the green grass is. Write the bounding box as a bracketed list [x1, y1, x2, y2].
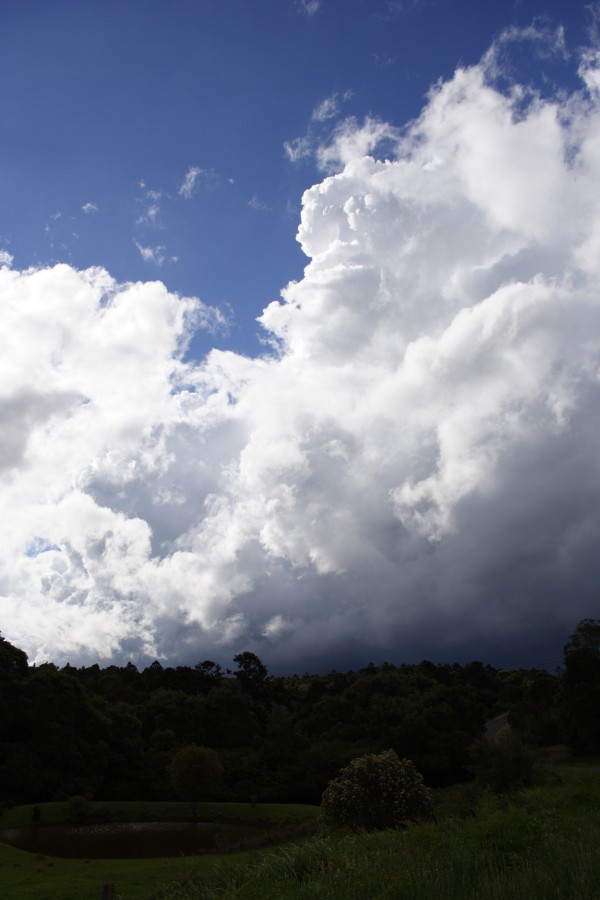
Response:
[4, 767, 600, 900]
[0, 802, 320, 900]
[0, 840, 260, 900]
[152, 764, 600, 900]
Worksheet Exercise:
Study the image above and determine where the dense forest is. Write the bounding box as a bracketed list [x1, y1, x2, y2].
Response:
[1, 619, 598, 807]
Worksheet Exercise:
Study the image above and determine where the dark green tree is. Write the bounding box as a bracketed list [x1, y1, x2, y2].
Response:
[563, 618, 600, 753]
[233, 652, 268, 694]
[0, 634, 28, 679]
[169, 744, 223, 817]
[195, 659, 222, 679]
[565, 618, 600, 655]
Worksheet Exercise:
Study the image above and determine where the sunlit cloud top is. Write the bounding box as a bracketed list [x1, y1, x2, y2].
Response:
[1, 5, 599, 671]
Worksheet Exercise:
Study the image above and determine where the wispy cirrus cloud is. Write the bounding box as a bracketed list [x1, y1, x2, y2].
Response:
[135, 241, 166, 265]
[483, 21, 570, 78]
[372, 52, 395, 68]
[283, 135, 313, 162]
[135, 182, 164, 227]
[178, 166, 222, 199]
[312, 90, 353, 122]
[248, 196, 273, 212]
[284, 91, 353, 164]
[381, 0, 434, 18]
[136, 204, 161, 226]
[297, 0, 321, 16]
[179, 166, 203, 199]
[133, 169, 226, 268]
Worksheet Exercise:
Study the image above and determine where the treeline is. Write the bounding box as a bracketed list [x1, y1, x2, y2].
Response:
[1, 619, 598, 807]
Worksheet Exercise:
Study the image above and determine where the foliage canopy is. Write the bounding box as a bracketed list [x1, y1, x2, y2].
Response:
[321, 749, 433, 831]
[168, 745, 223, 813]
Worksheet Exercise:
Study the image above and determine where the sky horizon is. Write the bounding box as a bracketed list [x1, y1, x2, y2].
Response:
[2, 1, 600, 674]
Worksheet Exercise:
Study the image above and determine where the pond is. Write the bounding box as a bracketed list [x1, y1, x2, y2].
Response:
[0, 820, 265, 859]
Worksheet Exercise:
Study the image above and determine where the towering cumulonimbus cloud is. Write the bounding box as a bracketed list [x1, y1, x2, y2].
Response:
[3, 37, 600, 668]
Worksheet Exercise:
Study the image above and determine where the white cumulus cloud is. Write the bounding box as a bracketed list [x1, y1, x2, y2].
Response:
[4, 35, 600, 670]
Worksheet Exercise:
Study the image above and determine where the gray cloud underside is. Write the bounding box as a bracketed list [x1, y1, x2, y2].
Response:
[3, 40, 600, 670]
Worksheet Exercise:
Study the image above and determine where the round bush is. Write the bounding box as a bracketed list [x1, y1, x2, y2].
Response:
[321, 749, 433, 830]
[169, 744, 223, 808]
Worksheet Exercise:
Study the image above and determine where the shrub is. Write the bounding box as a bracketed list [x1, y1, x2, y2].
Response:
[321, 749, 433, 831]
[471, 732, 537, 793]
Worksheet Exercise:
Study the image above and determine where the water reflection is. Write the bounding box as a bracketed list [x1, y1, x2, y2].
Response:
[0, 820, 263, 859]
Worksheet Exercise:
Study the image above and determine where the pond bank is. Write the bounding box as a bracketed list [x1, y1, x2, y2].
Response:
[0, 801, 320, 900]
[0, 819, 268, 858]
[0, 799, 320, 829]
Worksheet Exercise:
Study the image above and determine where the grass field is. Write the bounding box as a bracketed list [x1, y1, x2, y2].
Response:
[0, 801, 320, 900]
[0, 841, 244, 900]
[154, 763, 600, 900]
[2, 764, 600, 900]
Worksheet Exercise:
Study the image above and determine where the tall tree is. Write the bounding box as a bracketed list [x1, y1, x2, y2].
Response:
[233, 652, 268, 694]
[169, 745, 223, 818]
[563, 619, 600, 753]
[0, 634, 28, 679]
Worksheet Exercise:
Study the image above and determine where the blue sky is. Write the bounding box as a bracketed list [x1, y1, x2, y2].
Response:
[2, 0, 587, 361]
[2, 1, 600, 672]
